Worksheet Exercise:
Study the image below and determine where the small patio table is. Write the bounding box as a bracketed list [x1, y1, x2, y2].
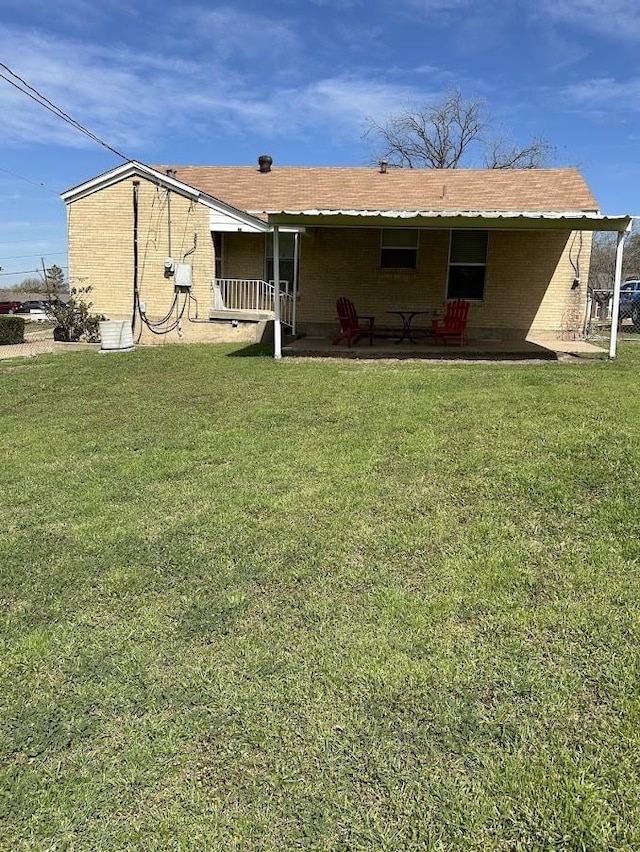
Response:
[387, 310, 431, 344]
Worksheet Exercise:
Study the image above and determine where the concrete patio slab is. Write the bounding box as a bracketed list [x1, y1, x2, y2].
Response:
[282, 335, 608, 361]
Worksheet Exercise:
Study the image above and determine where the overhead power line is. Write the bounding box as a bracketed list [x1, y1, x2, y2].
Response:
[0, 166, 46, 188]
[0, 61, 131, 161]
[0, 167, 60, 197]
[0, 238, 64, 245]
[0, 266, 68, 277]
[0, 251, 67, 261]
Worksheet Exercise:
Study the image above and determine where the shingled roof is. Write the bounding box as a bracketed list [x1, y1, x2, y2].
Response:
[155, 164, 600, 216]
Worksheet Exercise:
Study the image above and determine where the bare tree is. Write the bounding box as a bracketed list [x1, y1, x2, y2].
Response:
[588, 233, 617, 291]
[588, 227, 640, 290]
[14, 275, 45, 293]
[14, 265, 68, 295]
[625, 231, 640, 279]
[364, 89, 552, 169]
[484, 136, 554, 169]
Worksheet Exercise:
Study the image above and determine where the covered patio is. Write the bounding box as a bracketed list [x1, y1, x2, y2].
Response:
[269, 209, 633, 361]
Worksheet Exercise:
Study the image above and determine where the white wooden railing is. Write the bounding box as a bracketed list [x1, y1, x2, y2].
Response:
[212, 279, 294, 328]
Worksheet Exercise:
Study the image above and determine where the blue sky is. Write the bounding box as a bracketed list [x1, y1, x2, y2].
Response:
[0, 0, 638, 288]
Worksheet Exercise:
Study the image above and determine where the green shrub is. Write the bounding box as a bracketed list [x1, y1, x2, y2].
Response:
[46, 286, 105, 343]
[0, 315, 25, 345]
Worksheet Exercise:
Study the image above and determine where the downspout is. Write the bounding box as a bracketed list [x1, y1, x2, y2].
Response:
[65, 203, 71, 294]
[273, 225, 282, 360]
[165, 168, 175, 259]
[609, 222, 632, 359]
[167, 189, 172, 258]
[132, 180, 140, 334]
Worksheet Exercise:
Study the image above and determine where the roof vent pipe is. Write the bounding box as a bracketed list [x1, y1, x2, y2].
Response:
[379, 159, 388, 174]
[258, 155, 273, 173]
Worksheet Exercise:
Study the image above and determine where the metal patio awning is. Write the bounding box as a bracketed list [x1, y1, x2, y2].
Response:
[266, 209, 632, 231]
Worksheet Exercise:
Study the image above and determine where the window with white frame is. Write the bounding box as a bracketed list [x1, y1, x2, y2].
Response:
[380, 229, 418, 269]
[447, 230, 488, 300]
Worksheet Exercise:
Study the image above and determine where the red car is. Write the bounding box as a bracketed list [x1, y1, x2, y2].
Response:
[0, 300, 23, 314]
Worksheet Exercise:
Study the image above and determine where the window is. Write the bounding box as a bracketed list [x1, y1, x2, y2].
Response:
[266, 231, 297, 291]
[212, 232, 223, 279]
[447, 230, 488, 300]
[380, 229, 418, 269]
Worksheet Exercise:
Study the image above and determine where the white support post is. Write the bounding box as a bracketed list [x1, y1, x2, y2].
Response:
[292, 231, 299, 335]
[273, 225, 282, 360]
[609, 223, 632, 359]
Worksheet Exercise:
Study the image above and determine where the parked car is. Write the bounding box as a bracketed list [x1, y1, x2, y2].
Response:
[0, 300, 24, 314]
[619, 280, 640, 326]
[20, 299, 49, 313]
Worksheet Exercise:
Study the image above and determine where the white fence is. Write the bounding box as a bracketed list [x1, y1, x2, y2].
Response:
[212, 279, 294, 328]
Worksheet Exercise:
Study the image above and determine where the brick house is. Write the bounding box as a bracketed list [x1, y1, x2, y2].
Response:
[61, 158, 631, 354]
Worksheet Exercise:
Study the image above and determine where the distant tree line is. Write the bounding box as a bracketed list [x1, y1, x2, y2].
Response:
[14, 264, 68, 295]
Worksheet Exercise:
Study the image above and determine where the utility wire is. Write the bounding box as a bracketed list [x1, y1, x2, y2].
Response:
[0, 267, 67, 277]
[0, 166, 45, 188]
[0, 61, 131, 161]
[0, 252, 67, 261]
[0, 238, 64, 245]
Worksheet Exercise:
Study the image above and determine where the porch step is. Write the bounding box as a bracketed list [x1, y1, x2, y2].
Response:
[209, 309, 273, 322]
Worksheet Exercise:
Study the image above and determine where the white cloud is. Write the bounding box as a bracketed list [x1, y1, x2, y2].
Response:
[165, 76, 422, 141]
[531, 0, 640, 39]
[0, 0, 135, 30]
[0, 27, 239, 151]
[309, 0, 363, 7]
[563, 76, 640, 113]
[0, 20, 426, 154]
[289, 77, 418, 126]
[0, 5, 304, 153]
[175, 5, 298, 61]
[400, 0, 471, 11]
[395, 0, 640, 39]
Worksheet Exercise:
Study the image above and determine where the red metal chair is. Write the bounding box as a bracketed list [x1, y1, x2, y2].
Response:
[332, 297, 375, 347]
[432, 299, 470, 346]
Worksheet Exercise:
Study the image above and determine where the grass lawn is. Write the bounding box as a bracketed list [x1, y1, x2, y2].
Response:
[1, 343, 640, 850]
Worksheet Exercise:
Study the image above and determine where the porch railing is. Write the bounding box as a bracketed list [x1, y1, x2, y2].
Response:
[212, 278, 294, 328]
